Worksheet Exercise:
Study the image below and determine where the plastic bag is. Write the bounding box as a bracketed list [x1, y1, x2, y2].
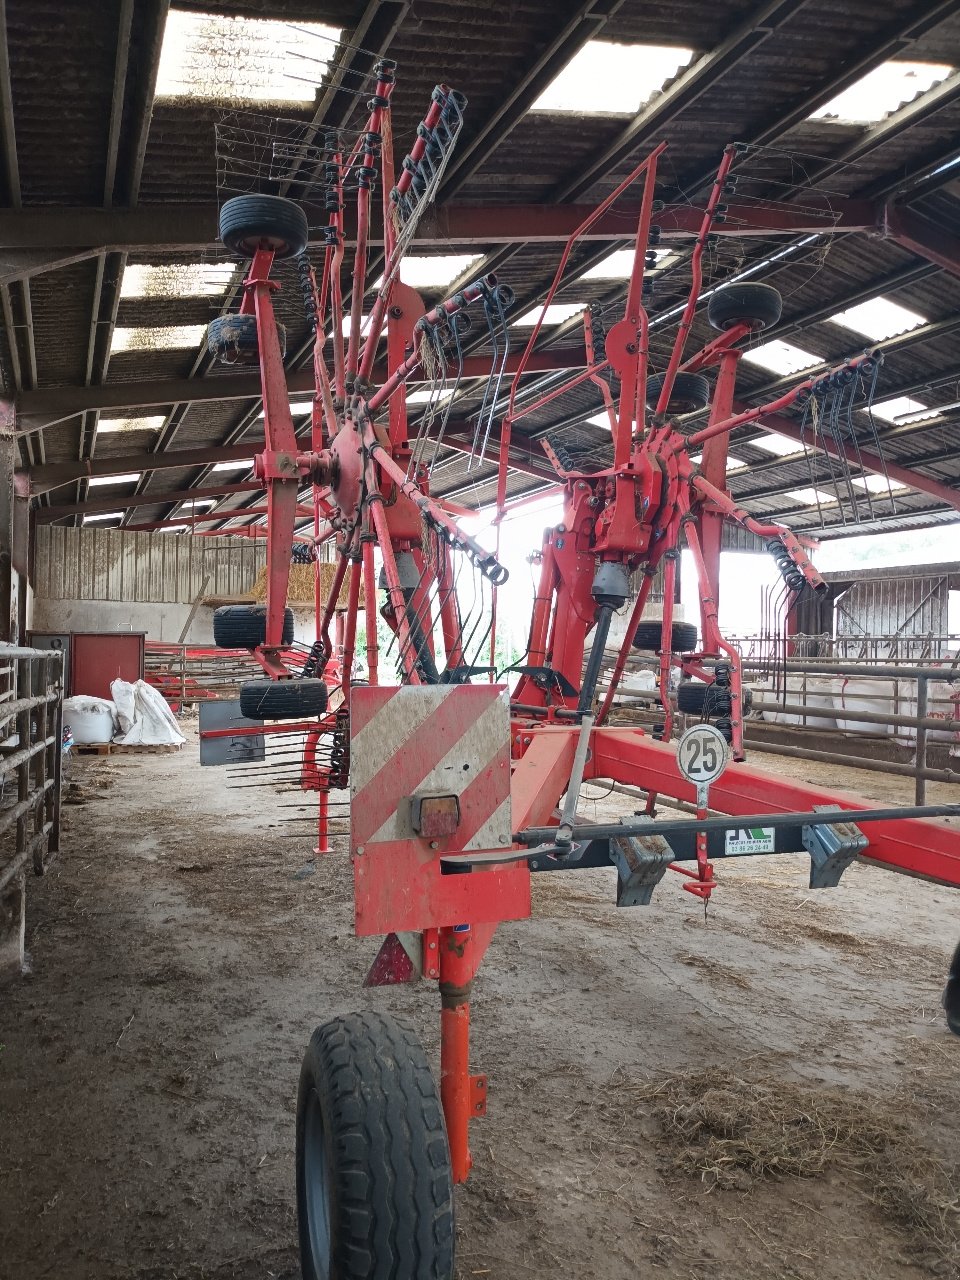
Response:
[109, 679, 186, 746]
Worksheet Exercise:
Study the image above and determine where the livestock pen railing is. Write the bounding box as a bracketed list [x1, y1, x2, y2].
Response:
[740, 658, 960, 805]
[145, 641, 322, 708]
[601, 643, 960, 805]
[0, 643, 63, 974]
[728, 631, 960, 665]
[144, 642, 263, 708]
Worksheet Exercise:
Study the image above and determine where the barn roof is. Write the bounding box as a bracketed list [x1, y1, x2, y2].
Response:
[5, 0, 960, 541]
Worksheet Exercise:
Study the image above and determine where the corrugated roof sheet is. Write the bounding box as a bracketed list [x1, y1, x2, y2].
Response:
[4, 0, 960, 538]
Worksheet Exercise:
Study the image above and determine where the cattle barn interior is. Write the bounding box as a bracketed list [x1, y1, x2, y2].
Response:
[2, 3, 960, 1278]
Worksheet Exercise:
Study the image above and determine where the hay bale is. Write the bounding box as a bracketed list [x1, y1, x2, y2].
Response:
[248, 562, 364, 610]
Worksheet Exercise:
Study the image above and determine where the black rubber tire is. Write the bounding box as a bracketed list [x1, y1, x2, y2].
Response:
[632, 620, 698, 652]
[206, 313, 286, 365]
[707, 283, 783, 332]
[213, 604, 294, 649]
[944, 940, 960, 1036]
[646, 372, 710, 415]
[296, 1012, 455, 1280]
[219, 194, 309, 260]
[677, 680, 732, 716]
[239, 677, 328, 720]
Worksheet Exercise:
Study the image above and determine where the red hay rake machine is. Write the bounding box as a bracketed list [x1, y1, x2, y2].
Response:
[196, 57, 960, 1280]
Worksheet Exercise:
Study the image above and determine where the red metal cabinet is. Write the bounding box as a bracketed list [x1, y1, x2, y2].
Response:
[69, 632, 145, 699]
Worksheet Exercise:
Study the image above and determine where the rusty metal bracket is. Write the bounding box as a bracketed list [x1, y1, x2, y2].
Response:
[802, 804, 868, 889]
[609, 816, 675, 906]
[470, 1074, 487, 1117]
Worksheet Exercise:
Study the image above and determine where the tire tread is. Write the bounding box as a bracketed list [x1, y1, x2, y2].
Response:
[238, 677, 327, 720]
[297, 1012, 455, 1280]
[212, 604, 294, 649]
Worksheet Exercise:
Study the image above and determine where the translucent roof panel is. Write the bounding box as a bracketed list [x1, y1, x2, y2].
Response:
[399, 255, 482, 289]
[829, 296, 926, 340]
[581, 247, 676, 279]
[785, 487, 838, 506]
[211, 459, 254, 471]
[587, 412, 615, 429]
[339, 315, 373, 338]
[88, 473, 142, 487]
[689, 453, 746, 470]
[741, 340, 820, 375]
[870, 396, 933, 424]
[851, 473, 908, 493]
[407, 389, 452, 406]
[750, 431, 802, 456]
[120, 262, 236, 299]
[531, 41, 694, 114]
[83, 512, 124, 523]
[810, 61, 953, 125]
[111, 325, 206, 354]
[157, 9, 341, 104]
[256, 397, 314, 418]
[98, 415, 166, 434]
[514, 303, 586, 326]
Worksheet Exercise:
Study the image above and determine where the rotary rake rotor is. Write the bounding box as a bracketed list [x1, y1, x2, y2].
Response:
[195, 57, 960, 1280]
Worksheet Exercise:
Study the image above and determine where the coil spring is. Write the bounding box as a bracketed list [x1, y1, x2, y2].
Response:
[327, 709, 350, 789]
[301, 640, 325, 678]
[296, 254, 319, 335]
[424, 512, 509, 585]
[767, 538, 806, 593]
[589, 305, 607, 362]
[547, 434, 576, 472]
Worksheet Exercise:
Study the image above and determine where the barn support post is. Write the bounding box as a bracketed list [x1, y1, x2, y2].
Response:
[0, 410, 18, 643]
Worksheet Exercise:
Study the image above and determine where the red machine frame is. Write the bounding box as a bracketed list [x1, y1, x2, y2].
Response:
[208, 66, 960, 1200]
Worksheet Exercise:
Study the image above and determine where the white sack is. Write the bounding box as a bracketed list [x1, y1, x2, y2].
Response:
[62, 695, 117, 744]
[110, 679, 186, 746]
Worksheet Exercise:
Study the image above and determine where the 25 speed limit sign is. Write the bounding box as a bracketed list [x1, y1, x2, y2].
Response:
[676, 722, 729, 786]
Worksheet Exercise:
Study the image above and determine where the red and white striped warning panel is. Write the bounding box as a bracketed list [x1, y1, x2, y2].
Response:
[351, 684, 512, 852]
[350, 685, 528, 935]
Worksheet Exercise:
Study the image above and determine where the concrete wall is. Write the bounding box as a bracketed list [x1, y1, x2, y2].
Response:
[30, 596, 315, 645]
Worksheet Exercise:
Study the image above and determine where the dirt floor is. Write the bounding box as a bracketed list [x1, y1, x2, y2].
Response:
[2, 721, 959, 1279]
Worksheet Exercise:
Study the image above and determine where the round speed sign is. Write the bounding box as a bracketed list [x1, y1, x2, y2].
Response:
[676, 722, 729, 786]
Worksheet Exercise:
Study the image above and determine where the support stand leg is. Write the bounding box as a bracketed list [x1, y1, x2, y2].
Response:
[439, 924, 486, 1184]
[315, 776, 331, 855]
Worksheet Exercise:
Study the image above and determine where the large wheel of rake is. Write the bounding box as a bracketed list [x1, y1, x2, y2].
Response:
[219, 194, 309, 260]
[206, 313, 287, 365]
[632, 620, 698, 653]
[239, 677, 328, 720]
[213, 604, 294, 649]
[944, 940, 960, 1036]
[677, 680, 732, 717]
[677, 680, 753, 715]
[296, 1012, 456, 1280]
[646, 372, 710, 415]
[707, 282, 782, 332]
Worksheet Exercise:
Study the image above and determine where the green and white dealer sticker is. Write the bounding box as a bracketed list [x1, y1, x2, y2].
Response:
[724, 826, 775, 855]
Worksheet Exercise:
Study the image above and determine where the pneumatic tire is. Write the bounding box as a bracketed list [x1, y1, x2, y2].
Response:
[632, 620, 698, 653]
[646, 372, 710, 415]
[677, 680, 732, 717]
[206, 313, 287, 365]
[212, 604, 294, 649]
[296, 1012, 455, 1280]
[219, 194, 309, 260]
[944, 940, 960, 1036]
[707, 283, 782, 332]
[239, 677, 327, 720]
